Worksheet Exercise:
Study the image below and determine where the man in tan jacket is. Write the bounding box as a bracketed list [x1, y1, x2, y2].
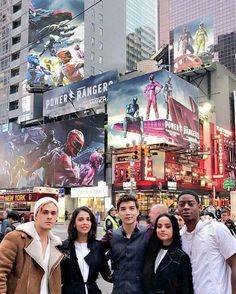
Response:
[0, 197, 63, 294]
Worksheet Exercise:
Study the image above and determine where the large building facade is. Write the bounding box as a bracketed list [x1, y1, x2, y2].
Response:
[84, 0, 157, 76]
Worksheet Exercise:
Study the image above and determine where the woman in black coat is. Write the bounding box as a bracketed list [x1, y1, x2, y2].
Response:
[143, 213, 193, 294]
[60, 206, 112, 294]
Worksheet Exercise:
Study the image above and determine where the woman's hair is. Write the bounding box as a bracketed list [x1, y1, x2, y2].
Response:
[143, 213, 181, 288]
[67, 206, 97, 243]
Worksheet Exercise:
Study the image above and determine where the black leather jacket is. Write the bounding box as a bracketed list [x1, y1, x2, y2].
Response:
[144, 245, 194, 294]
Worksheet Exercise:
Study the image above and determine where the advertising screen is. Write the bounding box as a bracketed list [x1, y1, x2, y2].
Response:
[43, 70, 118, 117]
[173, 16, 214, 73]
[0, 114, 105, 189]
[107, 70, 199, 148]
[27, 0, 84, 89]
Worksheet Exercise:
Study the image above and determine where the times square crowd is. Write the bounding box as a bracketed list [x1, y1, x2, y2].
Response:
[0, 191, 236, 293]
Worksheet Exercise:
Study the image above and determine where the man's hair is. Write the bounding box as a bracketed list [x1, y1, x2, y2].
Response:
[221, 209, 228, 215]
[117, 194, 139, 211]
[177, 190, 200, 204]
[7, 211, 19, 221]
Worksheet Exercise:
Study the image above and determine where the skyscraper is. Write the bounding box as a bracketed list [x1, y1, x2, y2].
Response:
[84, 0, 157, 76]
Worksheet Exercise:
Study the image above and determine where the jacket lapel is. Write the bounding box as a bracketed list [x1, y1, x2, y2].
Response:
[155, 246, 177, 274]
[24, 231, 63, 273]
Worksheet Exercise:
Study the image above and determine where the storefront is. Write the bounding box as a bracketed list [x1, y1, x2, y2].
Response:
[71, 182, 110, 220]
[113, 187, 211, 218]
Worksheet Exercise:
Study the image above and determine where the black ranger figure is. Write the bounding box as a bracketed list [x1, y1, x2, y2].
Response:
[163, 75, 173, 120]
[123, 96, 144, 138]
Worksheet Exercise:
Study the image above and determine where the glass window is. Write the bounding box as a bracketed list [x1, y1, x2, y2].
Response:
[99, 41, 103, 50]
[99, 56, 103, 64]
[91, 22, 95, 32]
[91, 37, 95, 46]
[91, 51, 95, 61]
[99, 27, 103, 36]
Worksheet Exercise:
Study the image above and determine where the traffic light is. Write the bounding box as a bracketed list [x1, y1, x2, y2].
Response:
[141, 144, 151, 158]
[125, 167, 131, 181]
[144, 145, 151, 158]
[132, 145, 141, 160]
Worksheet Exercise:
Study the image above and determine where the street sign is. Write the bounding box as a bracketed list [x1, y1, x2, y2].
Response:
[223, 177, 235, 190]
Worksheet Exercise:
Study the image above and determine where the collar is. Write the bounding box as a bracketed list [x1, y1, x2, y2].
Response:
[121, 222, 141, 237]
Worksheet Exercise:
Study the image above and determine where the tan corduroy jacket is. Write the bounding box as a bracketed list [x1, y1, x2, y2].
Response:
[0, 221, 63, 294]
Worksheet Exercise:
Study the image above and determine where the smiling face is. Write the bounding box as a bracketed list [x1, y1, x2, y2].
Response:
[118, 201, 139, 226]
[75, 210, 92, 239]
[156, 216, 173, 246]
[35, 202, 58, 232]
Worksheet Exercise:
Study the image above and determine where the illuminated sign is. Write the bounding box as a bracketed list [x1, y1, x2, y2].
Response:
[0, 193, 41, 202]
[71, 185, 109, 198]
[167, 181, 177, 190]
[213, 134, 225, 179]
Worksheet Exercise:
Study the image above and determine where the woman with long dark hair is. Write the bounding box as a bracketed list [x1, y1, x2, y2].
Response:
[143, 213, 193, 294]
[60, 206, 112, 294]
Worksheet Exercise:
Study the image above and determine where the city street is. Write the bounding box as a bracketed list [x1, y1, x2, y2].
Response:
[53, 223, 113, 294]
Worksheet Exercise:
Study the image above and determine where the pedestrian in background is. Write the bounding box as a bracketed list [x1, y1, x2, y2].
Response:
[4, 211, 21, 235]
[0, 197, 63, 294]
[0, 208, 11, 241]
[143, 213, 193, 294]
[173, 211, 185, 230]
[60, 206, 112, 294]
[102, 205, 119, 236]
[178, 190, 236, 294]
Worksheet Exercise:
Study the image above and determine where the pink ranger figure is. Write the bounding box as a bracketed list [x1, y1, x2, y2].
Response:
[144, 74, 163, 120]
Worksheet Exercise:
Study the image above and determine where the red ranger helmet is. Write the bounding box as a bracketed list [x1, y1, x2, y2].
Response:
[66, 129, 84, 157]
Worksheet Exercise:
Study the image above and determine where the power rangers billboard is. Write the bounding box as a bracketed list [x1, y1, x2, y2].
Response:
[0, 114, 105, 189]
[173, 16, 214, 73]
[107, 70, 199, 148]
[43, 70, 118, 117]
[27, 0, 84, 89]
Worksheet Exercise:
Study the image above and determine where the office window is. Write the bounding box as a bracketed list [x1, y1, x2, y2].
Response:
[99, 56, 103, 64]
[91, 51, 95, 61]
[12, 35, 21, 45]
[13, 3, 22, 13]
[99, 41, 103, 50]
[2, 39, 10, 54]
[11, 67, 19, 77]
[99, 27, 103, 36]
[91, 22, 95, 32]
[9, 100, 19, 111]
[12, 18, 21, 29]
[10, 83, 19, 94]
[99, 13, 103, 22]
[91, 37, 95, 46]
[9, 117, 18, 123]
[11, 51, 20, 61]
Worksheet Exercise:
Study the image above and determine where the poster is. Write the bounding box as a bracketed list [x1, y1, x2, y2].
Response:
[107, 70, 199, 148]
[27, 0, 84, 90]
[0, 114, 105, 188]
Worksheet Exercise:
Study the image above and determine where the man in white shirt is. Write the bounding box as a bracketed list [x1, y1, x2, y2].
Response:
[177, 190, 236, 294]
[0, 197, 63, 294]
